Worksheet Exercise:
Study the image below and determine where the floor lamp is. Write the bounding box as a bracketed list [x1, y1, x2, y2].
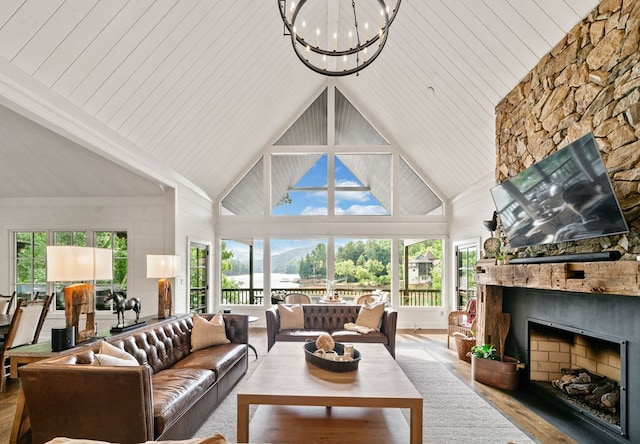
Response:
[47, 246, 113, 343]
[147, 255, 181, 319]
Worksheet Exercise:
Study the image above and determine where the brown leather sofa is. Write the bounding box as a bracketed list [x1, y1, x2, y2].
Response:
[19, 314, 248, 444]
[266, 304, 398, 358]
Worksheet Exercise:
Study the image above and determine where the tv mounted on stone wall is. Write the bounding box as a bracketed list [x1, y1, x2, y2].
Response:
[490, 132, 628, 249]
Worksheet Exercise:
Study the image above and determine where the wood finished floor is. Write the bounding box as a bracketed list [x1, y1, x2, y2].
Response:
[0, 328, 576, 444]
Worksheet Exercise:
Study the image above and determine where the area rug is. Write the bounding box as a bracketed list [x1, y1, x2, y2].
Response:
[193, 347, 535, 443]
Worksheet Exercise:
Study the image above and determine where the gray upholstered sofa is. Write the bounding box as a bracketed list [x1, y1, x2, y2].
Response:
[266, 304, 398, 357]
[19, 313, 248, 444]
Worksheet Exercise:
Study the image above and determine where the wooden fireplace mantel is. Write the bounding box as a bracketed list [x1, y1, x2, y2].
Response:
[475, 260, 640, 297]
[473, 260, 640, 358]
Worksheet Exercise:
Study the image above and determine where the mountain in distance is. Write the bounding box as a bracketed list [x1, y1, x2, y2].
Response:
[253, 245, 315, 274]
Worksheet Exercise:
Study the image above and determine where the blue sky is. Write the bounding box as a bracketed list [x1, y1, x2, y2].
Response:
[272, 154, 388, 216]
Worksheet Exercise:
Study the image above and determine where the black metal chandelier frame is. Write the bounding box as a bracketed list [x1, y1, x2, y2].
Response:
[278, 0, 401, 76]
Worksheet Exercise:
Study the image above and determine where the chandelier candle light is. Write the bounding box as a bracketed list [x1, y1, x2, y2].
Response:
[46, 246, 113, 343]
[147, 255, 181, 319]
[278, 0, 401, 76]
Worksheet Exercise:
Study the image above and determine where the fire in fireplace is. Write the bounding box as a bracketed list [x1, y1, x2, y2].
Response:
[527, 318, 627, 437]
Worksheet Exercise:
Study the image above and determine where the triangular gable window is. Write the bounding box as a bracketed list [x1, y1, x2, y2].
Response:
[336, 154, 390, 215]
[274, 89, 327, 146]
[221, 158, 263, 215]
[272, 154, 325, 215]
[221, 87, 443, 217]
[335, 89, 388, 145]
[399, 156, 442, 215]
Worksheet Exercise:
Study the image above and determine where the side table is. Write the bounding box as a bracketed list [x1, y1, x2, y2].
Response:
[247, 315, 258, 359]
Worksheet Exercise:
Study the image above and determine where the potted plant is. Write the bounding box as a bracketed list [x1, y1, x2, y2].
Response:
[469, 313, 524, 390]
[470, 344, 522, 390]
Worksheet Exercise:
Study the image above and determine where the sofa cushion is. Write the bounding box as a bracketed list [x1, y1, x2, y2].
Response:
[354, 302, 385, 331]
[172, 343, 246, 380]
[152, 368, 216, 437]
[191, 313, 230, 352]
[277, 304, 304, 330]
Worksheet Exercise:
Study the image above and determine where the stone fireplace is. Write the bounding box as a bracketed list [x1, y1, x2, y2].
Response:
[528, 318, 626, 436]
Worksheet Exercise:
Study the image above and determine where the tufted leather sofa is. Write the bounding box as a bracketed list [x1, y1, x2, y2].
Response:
[266, 304, 397, 358]
[19, 314, 248, 444]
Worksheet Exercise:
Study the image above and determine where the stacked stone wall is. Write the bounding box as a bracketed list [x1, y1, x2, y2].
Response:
[495, 0, 640, 258]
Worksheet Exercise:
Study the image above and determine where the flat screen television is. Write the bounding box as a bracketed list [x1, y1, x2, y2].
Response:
[490, 132, 628, 249]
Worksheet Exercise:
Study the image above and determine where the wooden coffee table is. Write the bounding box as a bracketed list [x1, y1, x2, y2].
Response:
[237, 342, 423, 443]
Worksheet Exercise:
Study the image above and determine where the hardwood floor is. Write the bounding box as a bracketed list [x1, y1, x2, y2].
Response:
[0, 375, 21, 444]
[0, 328, 576, 444]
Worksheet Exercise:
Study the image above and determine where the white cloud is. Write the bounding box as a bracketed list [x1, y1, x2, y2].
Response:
[335, 190, 369, 203]
[336, 204, 389, 215]
[301, 206, 328, 215]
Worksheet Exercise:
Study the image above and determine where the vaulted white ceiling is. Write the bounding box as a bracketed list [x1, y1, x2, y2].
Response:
[0, 0, 600, 203]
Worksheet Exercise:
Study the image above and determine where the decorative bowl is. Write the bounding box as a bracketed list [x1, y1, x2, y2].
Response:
[304, 341, 361, 372]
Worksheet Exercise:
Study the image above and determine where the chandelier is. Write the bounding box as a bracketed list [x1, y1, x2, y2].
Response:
[278, 0, 401, 76]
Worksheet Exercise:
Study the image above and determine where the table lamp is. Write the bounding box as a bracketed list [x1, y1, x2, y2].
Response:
[147, 255, 181, 319]
[46, 246, 113, 343]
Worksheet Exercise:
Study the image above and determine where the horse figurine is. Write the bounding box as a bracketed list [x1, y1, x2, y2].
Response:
[104, 292, 141, 326]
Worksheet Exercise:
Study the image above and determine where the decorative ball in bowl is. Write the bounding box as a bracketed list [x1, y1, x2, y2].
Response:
[304, 340, 361, 372]
[315, 333, 335, 352]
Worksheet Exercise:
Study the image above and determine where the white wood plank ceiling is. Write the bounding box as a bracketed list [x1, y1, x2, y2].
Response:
[0, 0, 601, 202]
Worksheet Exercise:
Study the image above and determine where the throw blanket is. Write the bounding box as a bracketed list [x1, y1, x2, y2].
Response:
[344, 322, 375, 334]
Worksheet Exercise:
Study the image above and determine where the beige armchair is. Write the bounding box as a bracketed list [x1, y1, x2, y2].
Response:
[284, 293, 311, 304]
[356, 294, 379, 305]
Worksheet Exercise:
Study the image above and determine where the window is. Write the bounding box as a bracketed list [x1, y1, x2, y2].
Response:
[94, 231, 128, 310]
[456, 244, 477, 309]
[271, 238, 327, 302]
[221, 87, 443, 216]
[271, 154, 326, 216]
[13, 230, 127, 312]
[220, 239, 263, 305]
[189, 242, 209, 314]
[400, 239, 443, 307]
[14, 232, 47, 303]
[335, 238, 391, 302]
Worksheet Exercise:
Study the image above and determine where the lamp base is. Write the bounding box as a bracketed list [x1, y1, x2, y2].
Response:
[157, 278, 173, 319]
[64, 283, 96, 343]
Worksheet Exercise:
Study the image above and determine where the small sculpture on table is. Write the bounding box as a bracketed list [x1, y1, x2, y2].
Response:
[104, 292, 145, 333]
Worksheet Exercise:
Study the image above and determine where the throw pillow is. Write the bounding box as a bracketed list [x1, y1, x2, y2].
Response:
[191, 312, 230, 352]
[92, 353, 139, 366]
[98, 341, 138, 362]
[355, 302, 385, 331]
[277, 304, 304, 331]
[92, 341, 138, 366]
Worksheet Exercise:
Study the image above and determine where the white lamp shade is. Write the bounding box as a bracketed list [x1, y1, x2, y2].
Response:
[94, 248, 114, 280]
[147, 255, 181, 278]
[46, 246, 113, 282]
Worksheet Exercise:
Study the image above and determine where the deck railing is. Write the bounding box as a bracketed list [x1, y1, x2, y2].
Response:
[220, 287, 442, 307]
